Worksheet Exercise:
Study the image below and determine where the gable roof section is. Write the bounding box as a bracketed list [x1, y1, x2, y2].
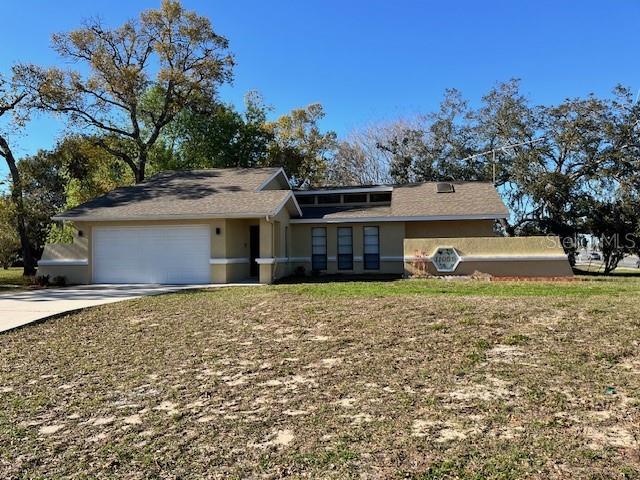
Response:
[256, 167, 291, 191]
[294, 182, 508, 223]
[55, 168, 300, 222]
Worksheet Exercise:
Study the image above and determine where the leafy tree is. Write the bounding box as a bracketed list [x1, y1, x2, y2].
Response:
[265, 103, 337, 187]
[160, 95, 336, 186]
[0, 197, 19, 269]
[503, 94, 612, 258]
[375, 82, 537, 186]
[0, 70, 37, 275]
[52, 136, 133, 206]
[18, 0, 234, 183]
[369, 80, 622, 261]
[603, 86, 640, 190]
[377, 89, 481, 183]
[586, 88, 640, 273]
[44, 135, 133, 243]
[158, 91, 273, 170]
[18, 150, 67, 256]
[586, 198, 639, 274]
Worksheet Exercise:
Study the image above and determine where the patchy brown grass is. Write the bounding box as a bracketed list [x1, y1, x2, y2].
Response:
[1, 281, 640, 479]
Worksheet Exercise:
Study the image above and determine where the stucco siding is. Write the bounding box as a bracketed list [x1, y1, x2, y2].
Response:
[41, 217, 569, 285]
[406, 259, 573, 277]
[37, 264, 90, 284]
[289, 222, 406, 275]
[38, 236, 90, 284]
[405, 220, 497, 238]
[259, 208, 292, 282]
[53, 219, 265, 284]
[404, 236, 573, 277]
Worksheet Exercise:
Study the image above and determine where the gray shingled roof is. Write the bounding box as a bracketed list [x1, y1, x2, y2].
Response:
[55, 168, 294, 221]
[391, 182, 508, 217]
[297, 182, 508, 221]
[56, 169, 507, 223]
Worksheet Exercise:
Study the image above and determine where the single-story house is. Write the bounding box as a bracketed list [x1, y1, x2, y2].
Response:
[38, 167, 573, 284]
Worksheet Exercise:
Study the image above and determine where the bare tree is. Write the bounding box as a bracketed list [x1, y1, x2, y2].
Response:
[325, 122, 401, 185]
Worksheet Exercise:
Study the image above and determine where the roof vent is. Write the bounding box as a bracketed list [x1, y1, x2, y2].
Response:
[436, 182, 455, 193]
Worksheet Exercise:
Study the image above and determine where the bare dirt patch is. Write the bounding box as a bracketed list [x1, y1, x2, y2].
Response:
[448, 376, 515, 402]
[584, 425, 638, 449]
[486, 344, 526, 362]
[38, 424, 64, 435]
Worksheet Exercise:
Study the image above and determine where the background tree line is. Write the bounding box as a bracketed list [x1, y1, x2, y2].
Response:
[1, 0, 639, 276]
[329, 80, 640, 273]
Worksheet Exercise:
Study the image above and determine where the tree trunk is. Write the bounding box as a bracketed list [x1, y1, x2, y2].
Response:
[603, 254, 621, 275]
[0, 136, 36, 276]
[135, 150, 147, 184]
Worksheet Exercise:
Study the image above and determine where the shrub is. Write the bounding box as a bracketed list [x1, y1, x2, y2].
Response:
[35, 275, 50, 287]
[51, 275, 67, 287]
[470, 270, 493, 281]
[408, 250, 433, 278]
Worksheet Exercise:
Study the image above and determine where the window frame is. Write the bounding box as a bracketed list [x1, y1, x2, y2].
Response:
[342, 193, 368, 204]
[369, 192, 392, 203]
[337, 226, 353, 271]
[296, 195, 316, 205]
[363, 226, 380, 270]
[317, 194, 341, 205]
[311, 227, 327, 271]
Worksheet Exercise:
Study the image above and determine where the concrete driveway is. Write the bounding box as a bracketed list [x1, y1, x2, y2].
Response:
[0, 283, 259, 333]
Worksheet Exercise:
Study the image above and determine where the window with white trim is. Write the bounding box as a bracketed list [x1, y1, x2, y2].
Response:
[311, 227, 327, 271]
[337, 227, 353, 270]
[363, 226, 380, 270]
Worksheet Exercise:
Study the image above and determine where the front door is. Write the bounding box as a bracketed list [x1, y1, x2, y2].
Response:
[249, 225, 260, 277]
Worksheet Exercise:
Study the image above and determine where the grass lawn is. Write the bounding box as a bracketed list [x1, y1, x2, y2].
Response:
[575, 264, 640, 276]
[1, 279, 639, 478]
[0, 267, 33, 290]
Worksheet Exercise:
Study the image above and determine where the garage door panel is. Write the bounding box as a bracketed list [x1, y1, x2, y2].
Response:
[93, 226, 210, 284]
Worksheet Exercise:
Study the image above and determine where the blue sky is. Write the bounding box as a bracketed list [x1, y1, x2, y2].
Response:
[1, 0, 639, 178]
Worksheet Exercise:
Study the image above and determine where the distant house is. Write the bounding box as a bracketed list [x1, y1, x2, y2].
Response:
[38, 167, 572, 284]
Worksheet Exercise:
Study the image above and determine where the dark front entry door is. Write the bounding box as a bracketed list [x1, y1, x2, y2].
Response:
[249, 225, 260, 277]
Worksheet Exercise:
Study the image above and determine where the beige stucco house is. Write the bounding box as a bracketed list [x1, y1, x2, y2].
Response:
[38, 167, 573, 284]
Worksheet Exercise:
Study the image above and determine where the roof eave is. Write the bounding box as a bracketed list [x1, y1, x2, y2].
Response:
[268, 191, 303, 218]
[295, 185, 394, 195]
[290, 213, 508, 224]
[53, 212, 279, 222]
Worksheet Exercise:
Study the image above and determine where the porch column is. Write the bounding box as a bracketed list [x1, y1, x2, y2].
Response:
[259, 218, 274, 284]
[210, 219, 227, 283]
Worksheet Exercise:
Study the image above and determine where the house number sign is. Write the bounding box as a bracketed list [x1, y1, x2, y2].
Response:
[431, 247, 461, 273]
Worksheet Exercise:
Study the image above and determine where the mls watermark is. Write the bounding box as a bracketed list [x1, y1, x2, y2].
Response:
[556, 234, 640, 252]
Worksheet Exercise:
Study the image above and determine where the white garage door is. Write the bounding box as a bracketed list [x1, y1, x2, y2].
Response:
[93, 225, 211, 284]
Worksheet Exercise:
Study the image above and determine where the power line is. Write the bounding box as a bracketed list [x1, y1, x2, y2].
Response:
[461, 137, 545, 184]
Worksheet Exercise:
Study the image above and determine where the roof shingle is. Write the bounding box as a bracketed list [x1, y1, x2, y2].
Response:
[390, 181, 508, 218]
[56, 169, 508, 222]
[55, 168, 292, 221]
[298, 182, 508, 221]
